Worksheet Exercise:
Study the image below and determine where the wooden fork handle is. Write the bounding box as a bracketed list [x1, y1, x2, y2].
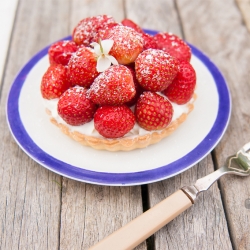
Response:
[89, 190, 192, 250]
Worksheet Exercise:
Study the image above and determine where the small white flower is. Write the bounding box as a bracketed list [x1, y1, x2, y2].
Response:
[90, 39, 118, 72]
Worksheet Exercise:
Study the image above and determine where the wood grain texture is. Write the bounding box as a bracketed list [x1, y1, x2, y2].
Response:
[236, 0, 250, 32]
[60, 180, 146, 250]
[125, 0, 233, 249]
[59, 1, 146, 249]
[176, 0, 250, 249]
[1, 0, 250, 249]
[0, 0, 68, 249]
[149, 156, 232, 250]
[0, 0, 18, 87]
[125, 0, 182, 36]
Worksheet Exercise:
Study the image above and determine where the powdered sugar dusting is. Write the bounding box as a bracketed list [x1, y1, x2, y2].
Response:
[73, 15, 116, 46]
[87, 65, 136, 105]
[135, 49, 178, 92]
[103, 25, 144, 64]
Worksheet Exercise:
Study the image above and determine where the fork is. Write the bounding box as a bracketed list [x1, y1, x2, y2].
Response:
[89, 142, 250, 250]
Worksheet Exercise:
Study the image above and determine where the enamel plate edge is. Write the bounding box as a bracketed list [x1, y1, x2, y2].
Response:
[6, 30, 231, 186]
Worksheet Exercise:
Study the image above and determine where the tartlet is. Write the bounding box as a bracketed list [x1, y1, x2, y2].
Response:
[41, 15, 197, 151]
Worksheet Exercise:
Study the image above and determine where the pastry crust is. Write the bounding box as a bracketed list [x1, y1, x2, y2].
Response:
[46, 94, 196, 151]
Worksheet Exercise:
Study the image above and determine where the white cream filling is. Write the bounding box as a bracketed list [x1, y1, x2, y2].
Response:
[44, 95, 194, 139]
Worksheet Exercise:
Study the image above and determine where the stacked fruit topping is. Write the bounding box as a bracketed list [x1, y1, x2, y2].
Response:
[41, 15, 196, 139]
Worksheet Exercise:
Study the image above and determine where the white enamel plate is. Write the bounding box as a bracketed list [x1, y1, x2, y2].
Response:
[6, 30, 231, 186]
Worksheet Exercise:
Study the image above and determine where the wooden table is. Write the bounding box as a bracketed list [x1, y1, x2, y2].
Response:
[1, 0, 250, 249]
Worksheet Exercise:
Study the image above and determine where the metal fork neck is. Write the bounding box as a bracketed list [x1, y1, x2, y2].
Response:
[181, 166, 229, 203]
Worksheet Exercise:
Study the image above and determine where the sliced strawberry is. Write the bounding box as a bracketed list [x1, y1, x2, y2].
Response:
[94, 105, 135, 138]
[135, 92, 173, 131]
[72, 15, 117, 46]
[121, 18, 144, 34]
[57, 86, 97, 126]
[48, 40, 78, 66]
[103, 25, 144, 64]
[163, 60, 196, 104]
[41, 64, 70, 99]
[154, 33, 191, 62]
[87, 65, 136, 105]
[135, 49, 179, 92]
[67, 46, 99, 88]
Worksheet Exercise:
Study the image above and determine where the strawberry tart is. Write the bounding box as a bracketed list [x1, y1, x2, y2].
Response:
[41, 15, 197, 151]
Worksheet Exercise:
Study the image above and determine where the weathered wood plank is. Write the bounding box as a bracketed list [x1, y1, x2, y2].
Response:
[124, 0, 182, 36]
[176, 0, 250, 249]
[236, 0, 250, 33]
[59, 1, 146, 249]
[60, 180, 146, 249]
[0, 0, 71, 249]
[0, 0, 18, 86]
[126, 0, 233, 249]
[149, 157, 232, 250]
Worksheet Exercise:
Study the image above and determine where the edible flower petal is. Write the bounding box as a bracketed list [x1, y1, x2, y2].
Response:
[91, 39, 118, 72]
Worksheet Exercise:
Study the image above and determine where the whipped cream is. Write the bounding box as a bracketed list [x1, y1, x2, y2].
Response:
[44, 95, 195, 139]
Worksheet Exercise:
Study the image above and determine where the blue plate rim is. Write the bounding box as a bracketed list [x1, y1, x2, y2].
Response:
[6, 29, 231, 186]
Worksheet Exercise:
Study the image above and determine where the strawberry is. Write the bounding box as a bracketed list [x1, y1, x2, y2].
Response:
[121, 18, 144, 34]
[87, 65, 136, 105]
[72, 15, 117, 46]
[135, 49, 179, 92]
[163, 60, 196, 104]
[135, 92, 173, 131]
[142, 33, 158, 50]
[48, 40, 78, 66]
[97, 22, 120, 41]
[94, 105, 135, 138]
[41, 64, 70, 99]
[102, 25, 144, 64]
[67, 46, 99, 88]
[154, 33, 191, 62]
[125, 65, 144, 106]
[57, 86, 97, 126]
[120, 19, 158, 50]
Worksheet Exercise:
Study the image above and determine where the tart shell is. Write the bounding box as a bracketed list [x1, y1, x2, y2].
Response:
[46, 94, 196, 151]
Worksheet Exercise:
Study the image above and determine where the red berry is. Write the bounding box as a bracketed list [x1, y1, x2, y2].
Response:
[87, 65, 136, 105]
[48, 40, 78, 66]
[135, 49, 179, 92]
[94, 105, 135, 138]
[72, 15, 116, 46]
[121, 19, 158, 50]
[41, 64, 70, 99]
[103, 25, 144, 64]
[67, 46, 99, 88]
[57, 86, 97, 126]
[125, 65, 143, 106]
[121, 19, 144, 34]
[98, 23, 120, 41]
[154, 33, 191, 62]
[142, 33, 158, 50]
[135, 92, 173, 131]
[163, 60, 196, 104]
